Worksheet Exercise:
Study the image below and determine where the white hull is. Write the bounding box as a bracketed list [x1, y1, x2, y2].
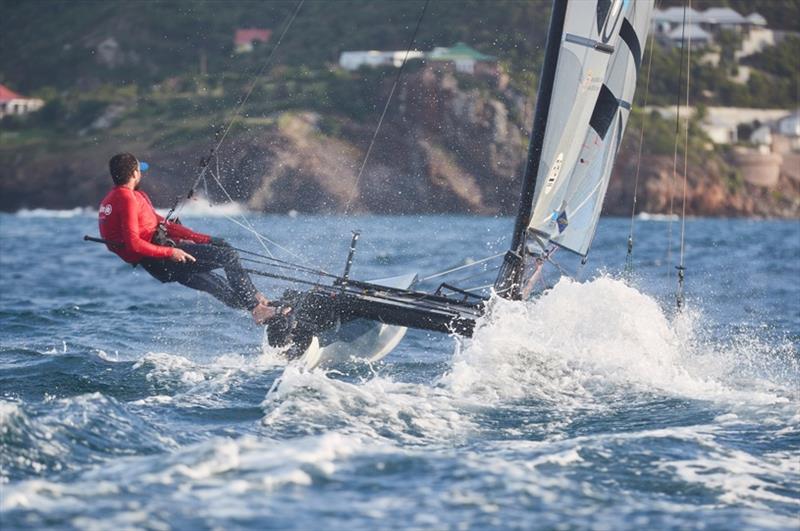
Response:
[299, 273, 417, 369]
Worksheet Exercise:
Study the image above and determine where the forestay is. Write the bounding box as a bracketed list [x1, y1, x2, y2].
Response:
[527, 0, 654, 257]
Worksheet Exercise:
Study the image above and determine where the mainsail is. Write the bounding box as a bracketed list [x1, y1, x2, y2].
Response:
[497, 0, 653, 297]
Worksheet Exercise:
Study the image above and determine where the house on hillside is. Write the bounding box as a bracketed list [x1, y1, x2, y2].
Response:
[234, 29, 272, 53]
[777, 113, 800, 138]
[652, 6, 706, 29]
[665, 24, 712, 47]
[653, 6, 772, 51]
[339, 42, 498, 80]
[745, 13, 768, 27]
[0, 84, 44, 118]
[427, 42, 497, 75]
[339, 50, 425, 70]
[701, 7, 747, 29]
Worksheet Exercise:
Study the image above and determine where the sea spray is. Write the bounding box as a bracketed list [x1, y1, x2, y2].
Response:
[444, 276, 797, 407]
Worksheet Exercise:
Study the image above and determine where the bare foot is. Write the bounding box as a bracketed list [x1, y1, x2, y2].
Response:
[251, 302, 276, 324]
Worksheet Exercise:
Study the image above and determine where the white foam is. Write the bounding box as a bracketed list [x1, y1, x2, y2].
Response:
[658, 433, 800, 508]
[443, 276, 797, 407]
[157, 196, 247, 218]
[637, 212, 680, 221]
[0, 400, 22, 428]
[130, 349, 286, 408]
[264, 364, 476, 444]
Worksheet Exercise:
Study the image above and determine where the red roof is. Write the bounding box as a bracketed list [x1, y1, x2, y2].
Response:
[0, 84, 23, 102]
[235, 29, 272, 46]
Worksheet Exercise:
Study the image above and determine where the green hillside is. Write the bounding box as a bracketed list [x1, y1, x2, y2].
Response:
[1, 0, 549, 94]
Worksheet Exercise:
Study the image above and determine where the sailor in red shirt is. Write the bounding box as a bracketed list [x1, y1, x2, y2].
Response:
[99, 152, 276, 323]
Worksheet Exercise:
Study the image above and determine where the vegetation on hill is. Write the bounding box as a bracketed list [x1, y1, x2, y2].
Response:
[1, 1, 549, 94]
[1, 1, 798, 216]
[644, 38, 798, 109]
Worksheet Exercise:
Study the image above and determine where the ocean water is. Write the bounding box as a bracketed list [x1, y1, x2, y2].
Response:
[1, 210, 798, 530]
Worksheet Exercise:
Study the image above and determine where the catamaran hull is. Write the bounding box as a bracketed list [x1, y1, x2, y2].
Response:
[267, 275, 485, 359]
[291, 274, 416, 369]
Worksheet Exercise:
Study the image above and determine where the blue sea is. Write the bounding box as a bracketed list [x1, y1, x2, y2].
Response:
[1, 208, 798, 530]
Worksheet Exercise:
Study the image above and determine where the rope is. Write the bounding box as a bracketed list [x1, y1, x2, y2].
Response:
[205, 167, 323, 270]
[677, 0, 692, 310]
[419, 252, 505, 282]
[235, 252, 336, 279]
[666, 3, 688, 285]
[342, 0, 430, 214]
[446, 265, 502, 289]
[625, 20, 657, 276]
[464, 283, 495, 293]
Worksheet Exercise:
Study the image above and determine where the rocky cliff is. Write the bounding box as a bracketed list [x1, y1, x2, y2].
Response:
[1, 68, 798, 218]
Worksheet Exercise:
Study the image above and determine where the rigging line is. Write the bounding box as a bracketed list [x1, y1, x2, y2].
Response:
[464, 283, 495, 293]
[445, 265, 502, 288]
[626, 18, 657, 274]
[200, 155, 325, 272]
[218, 211, 290, 261]
[223, 244, 320, 269]
[206, 163, 274, 256]
[677, 1, 692, 310]
[200, 159, 277, 259]
[418, 252, 505, 282]
[230, 244, 338, 278]
[231, 245, 336, 276]
[544, 254, 570, 278]
[243, 267, 331, 288]
[170, 0, 305, 222]
[666, 2, 688, 285]
[239, 257, 340, 279]
[206, 168, 327, 271]
[342, 0, 430, 214]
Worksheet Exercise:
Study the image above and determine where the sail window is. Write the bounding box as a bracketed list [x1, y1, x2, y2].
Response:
[589, 85, 619, 140]
[597, 0, 625, 43]
[596, 0, 612, 33]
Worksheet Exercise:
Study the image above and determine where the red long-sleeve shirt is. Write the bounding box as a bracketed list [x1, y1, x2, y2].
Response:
[98, 187, 210, 264]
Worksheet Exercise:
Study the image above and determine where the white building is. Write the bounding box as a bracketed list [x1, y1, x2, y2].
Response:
[702, 7, 747, 28]
[777, 113, 800, 137]
[653, 6, 706, 25]
[0, 84, 44, 118]
[666, 24, 712, 46]
[645, 106, 795, 146]
[339, 50, 424, 71]
[746, 13, 767, 26]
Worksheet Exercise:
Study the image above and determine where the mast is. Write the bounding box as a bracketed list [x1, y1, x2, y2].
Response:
[494, 0, 568, 300]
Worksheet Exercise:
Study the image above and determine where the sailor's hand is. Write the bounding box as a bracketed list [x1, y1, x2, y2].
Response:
[170, 248, 196, 263]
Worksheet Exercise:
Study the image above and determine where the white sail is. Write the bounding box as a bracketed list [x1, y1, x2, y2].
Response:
[527, 0, 654, 256]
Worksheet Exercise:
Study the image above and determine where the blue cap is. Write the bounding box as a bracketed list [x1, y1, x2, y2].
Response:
[139, 161, 149, 172]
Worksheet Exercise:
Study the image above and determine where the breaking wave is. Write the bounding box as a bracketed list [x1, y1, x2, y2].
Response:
[14, 207, 96, 218]
[445, 276, 798, 407]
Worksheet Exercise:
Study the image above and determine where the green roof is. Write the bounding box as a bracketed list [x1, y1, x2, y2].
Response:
[429, 42, 495, 61]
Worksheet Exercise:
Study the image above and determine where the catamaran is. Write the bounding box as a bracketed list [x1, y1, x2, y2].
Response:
[262, 0, 656, 366]
[83, 0, 655, 368]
